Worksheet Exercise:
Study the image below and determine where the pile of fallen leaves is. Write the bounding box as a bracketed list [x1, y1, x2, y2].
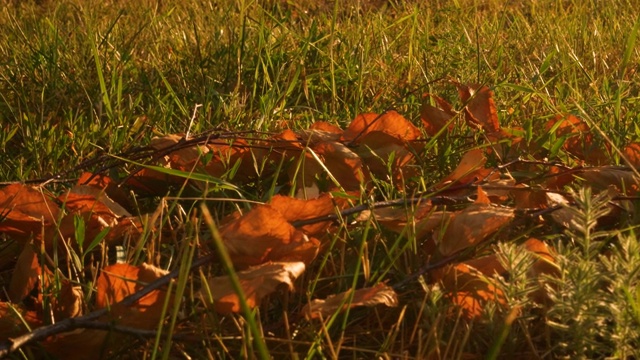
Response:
[1, 80, 639, 357]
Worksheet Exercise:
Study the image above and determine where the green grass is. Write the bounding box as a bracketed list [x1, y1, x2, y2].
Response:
[1, 0, 640, 358]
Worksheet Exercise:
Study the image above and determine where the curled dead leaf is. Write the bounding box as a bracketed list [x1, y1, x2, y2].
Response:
[420, 93, 457, 136]
[199, 261, 305, 313]
[455, 83, 500, 133]
[342, 111, 421, 143]
[437, 203, 514, 256]
[302, 283, 398, 319]
[0, 184, 60, 244]
[220, 204, 320, 268]
[0, 302, 42, 339]
[95, 263, 170, 328]
[269, 194, 347, 237]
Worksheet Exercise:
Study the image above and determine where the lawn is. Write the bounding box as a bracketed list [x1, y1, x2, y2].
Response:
[1, 0, 640, 359]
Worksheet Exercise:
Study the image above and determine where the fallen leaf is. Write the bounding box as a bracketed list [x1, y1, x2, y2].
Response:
[269, 194, 346, 237]
[356, 131, 420, 181]
[420, 93, 456, 136]
[437, 203, 514, 256]
[455, 83, 500, 133]
[200, 261, 305, 313]
[220, 204, 320, 268]
[545, 114, 609, 165]
[302, 283, 398, 319]
[49, 280, 84, 320]
[437, 262, 506, 320]
[76, 172, 131, 211]
[95, 263, 170, 328]
[342, 111, 421, 143]
[8, 243, 40, 302]
[579, 166, 640, 195]
[0, 302, 42, 339]
[292, 141, 364, 193]
[0, 184, 60, 244]
[437, 149, 488, 187]
[623, 142, 640, 169]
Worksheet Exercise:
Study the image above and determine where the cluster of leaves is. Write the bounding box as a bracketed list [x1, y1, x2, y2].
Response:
[2, 80, 640, 358]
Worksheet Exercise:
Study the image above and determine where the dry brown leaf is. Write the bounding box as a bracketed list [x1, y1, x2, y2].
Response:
[200, 261, 305, 313]
[8, 243, 40, 302]
[269, 194, 346, 237]
[438, 149, 488, 187]
[356, 131, 420, 181]
[483, 177, 516, 203]
[57, 186, 141, 249]
[126, 134, 206, 194]
[204, 139, 269, 183]
[220, 204, 320, 268]
[437, 262, 506, 320]
[152, 134, 208, 170]
[546, 191, 587, 230]
[623, 142, 640, 169]
[434, 237, 558, 320]
[0, 302, 42, 339]
[579, 167, 640, 195]
[310, 121, 343, 134]
[456, 83, 500, 133]
[49, 280, 84, 319]
[95, 263, 169, 328]
[545, 114, 609, 165]
[0, 184, 60, 244]
[302, 283, 398, 319]
[76, 172, 131, 210]
[420, 93, 456, 136]
[512, 186, 550, 209]
[342, 111, 421, 143]
[437, 203, 514, 256]
[523, 238, 559, 277]
[358, 201, 451, 247]
[41, 329, 109, 360]
[292, 141, 364, 193]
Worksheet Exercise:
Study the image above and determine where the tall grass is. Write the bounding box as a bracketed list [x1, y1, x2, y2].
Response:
[1, 0, 640, 358]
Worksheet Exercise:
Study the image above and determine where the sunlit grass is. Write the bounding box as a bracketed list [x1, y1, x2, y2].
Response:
[1, 0, 640, 358]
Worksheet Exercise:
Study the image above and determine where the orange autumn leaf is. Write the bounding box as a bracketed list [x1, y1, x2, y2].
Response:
[220, 204, 320, 268]
[76, 172, 131, 210]
[420, 93, 456, 136]
[309, 121, 343, 134]
[0, 184, 61, 244]
[269, 194, 347, 237]
[579, 166, 640, 195]
[437, 149, 493, 188]
[438, 262, 506, 320]
[8, 244, 40, 302]
[456, 83, 500, 133]
[359, 201, 451, 244]
[302, 283, 398, 319]
[623, 142, 640, 169]
[437, 198, 514, 256]
[512, 186, 550, 209]
[41, 329, 109, 360]
[291, 141, 364, 193]
[200, 261, 305, 313]
[341, 111, 421, 144]
[95, 263, 169, 328]
[434, 238, 558, 320]
[126, 134, 206, 194]
[356, 131, 421, 181]
[545, 114, 609, 165]
[0, 302, 42, 339]
[298, 122, 343, 143]
[57, 185, 141, 248]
